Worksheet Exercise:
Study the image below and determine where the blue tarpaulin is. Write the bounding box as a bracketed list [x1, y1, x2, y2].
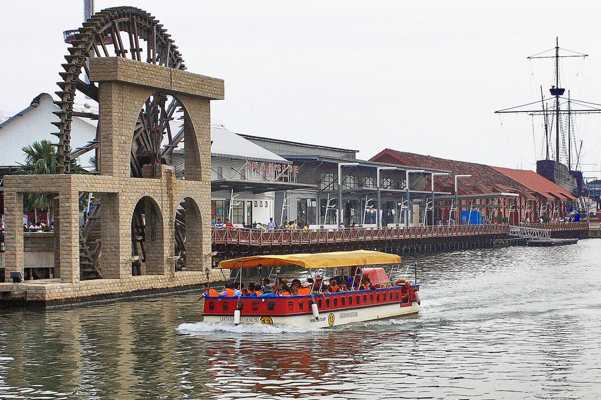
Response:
[461, 210, 482, 225]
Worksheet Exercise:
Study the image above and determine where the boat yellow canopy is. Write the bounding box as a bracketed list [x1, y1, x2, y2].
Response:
[217, 250, 401, 269]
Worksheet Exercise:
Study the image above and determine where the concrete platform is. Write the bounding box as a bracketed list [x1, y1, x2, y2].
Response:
[527, 238, 578, 247]
[0, 270, 228, 308]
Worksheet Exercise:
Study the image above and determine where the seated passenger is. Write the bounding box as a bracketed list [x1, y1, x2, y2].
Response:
[204, 287, 220, 297]
[221, 282, 240, 297]
[253, 282, 263, 296]
[328, 278, 340, 293]
[290, 279, 302, 295]
[360, 277, 373, 290]
[278, 283, 292, 296]
[245, 283, 258, 297]
[339, 281, 348, 292]
[261, 278, 273, 293]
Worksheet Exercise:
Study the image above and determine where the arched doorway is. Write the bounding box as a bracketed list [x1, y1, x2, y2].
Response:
[131, 196, 164, 275]
[174, 197, 203, 271]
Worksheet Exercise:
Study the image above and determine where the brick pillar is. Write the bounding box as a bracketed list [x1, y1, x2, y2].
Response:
[4, 190, 23, 282]
[184, 199, 203, 271]
[98, 193, 130, 279]
[58, 191, 80, 283]
[142, 198, 166, 275]
[52, 197, 60, 279]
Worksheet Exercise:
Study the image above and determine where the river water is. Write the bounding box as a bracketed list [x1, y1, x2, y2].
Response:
[0, 240, 600, 399]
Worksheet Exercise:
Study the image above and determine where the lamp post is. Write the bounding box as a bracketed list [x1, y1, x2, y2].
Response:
[405, 169, 425, 227]
[337, 162, 359, 227]
[453, 174, 471, 224]
[431, 172, 449, 225]
[376, 166, 398, 228]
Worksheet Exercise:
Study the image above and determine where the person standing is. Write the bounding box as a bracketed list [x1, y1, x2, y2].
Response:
[267, 217, 277, 231]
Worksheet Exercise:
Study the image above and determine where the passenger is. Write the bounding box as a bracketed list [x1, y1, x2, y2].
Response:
[253, 282, 263, 296]
[339, 281, 348, 292]
[290, 279, 302, 295]
[204, 287, 220, 297]
[360, 277, 373, 290]
[262, 278, 273, 293]
[245, 283, 258, 297]
[221, 282, 239, 297]
[328, 278, 340, 293]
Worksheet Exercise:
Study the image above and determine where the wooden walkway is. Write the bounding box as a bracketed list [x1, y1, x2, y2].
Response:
[212, 224, 509, 247]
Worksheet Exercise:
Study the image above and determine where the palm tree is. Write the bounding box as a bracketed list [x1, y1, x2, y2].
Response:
[19, 140, 57, 223]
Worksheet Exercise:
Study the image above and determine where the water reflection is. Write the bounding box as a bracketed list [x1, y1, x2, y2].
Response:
[1, 240, 600, 399]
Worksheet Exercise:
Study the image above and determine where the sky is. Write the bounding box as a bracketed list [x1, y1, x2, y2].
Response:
[2, 0, 601, 178]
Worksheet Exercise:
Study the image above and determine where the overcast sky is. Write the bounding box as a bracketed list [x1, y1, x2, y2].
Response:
[2, 1, 601, 177]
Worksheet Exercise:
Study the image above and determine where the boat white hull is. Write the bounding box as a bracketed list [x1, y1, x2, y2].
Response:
[203, 302, 420, 329]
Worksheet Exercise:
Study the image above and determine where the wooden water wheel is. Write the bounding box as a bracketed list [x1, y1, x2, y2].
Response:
[54, 7, 192, 278]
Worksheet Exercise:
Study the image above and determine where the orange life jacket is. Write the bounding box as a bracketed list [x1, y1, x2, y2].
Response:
[329, 285, 340, 293]
[207, 288, 219, 297]
[255, 290, 263, 296]
[279, 290, 291, 296]
[223, 288, 235, 296]
[298, 287, 311, 295]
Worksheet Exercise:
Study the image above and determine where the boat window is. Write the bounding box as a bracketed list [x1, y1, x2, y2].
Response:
[370, 294, 374, 303]
[268, 301, 276, 311]
[376, 294, 380, 302]
[318, 299, 322, 308]
[348, 296, 352, 305]
[299, 302, 304, 310]
[356, 296, 361, 304]
[252, 302, 259, 311]
[364, 295, 368, 303]
[326, 298, 330, 307]
[208, 302, 215, 311]
[222, 303, 229, 311]
[394, 292, 399, 300]
[288, 301, 294, 311]
[333, 298, 338, 307]
[239, 303, 244, 310]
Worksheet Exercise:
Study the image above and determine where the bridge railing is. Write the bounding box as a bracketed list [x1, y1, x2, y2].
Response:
[519, 222, 589, 231]
[212, 224, 510, 246]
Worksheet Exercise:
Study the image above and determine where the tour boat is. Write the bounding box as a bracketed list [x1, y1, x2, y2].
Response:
[202, 250, 420, 329]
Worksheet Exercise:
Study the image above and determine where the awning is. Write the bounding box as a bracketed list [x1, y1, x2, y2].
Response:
[211, 179, 317, 194]
[218, 250, 401, 269]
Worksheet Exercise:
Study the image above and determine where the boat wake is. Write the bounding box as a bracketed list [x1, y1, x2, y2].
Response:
[176, 321, 317, 336]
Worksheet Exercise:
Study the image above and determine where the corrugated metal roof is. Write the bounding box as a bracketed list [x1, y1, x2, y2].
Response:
[211, 125, 289, 163]
[493, 166, 576, 201]
[370, 148, 531, 197]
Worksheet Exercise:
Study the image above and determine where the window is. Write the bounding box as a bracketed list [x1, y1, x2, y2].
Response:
[208, 302, 215, 310]
[356, 296, 360, 304]
[268, 302, 276, 310]
[382, 177, 393, 189]
[231, 201, 244, 225]
[211, 200, 228, 225]
[299, 302, 304, 310]
[318, 299, 322, 308]
[363, 176, 375, 188]
[333, 298, 338, 307]
[222, 302, 229, 311]
[343, 175, 357, 190]
[320, 172, 336, 191]
[348, 297, 352, 305]
[326, 299, 330, 307]
[320, 198, 338, 225]
[376, 294, 380, 302]
[363, 295, 367, 303]
[297, 198, 317, 226]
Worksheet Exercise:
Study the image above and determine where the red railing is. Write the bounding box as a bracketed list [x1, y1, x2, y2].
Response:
[212, 224, 510, 246]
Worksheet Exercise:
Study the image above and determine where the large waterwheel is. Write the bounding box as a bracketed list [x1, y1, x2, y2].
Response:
[54, 7, 193, 278]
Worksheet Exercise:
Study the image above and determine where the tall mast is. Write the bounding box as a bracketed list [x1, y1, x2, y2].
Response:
[540, 85, 550, 159]
[568, 90, 572, 170]
[554, 36, 561, 164]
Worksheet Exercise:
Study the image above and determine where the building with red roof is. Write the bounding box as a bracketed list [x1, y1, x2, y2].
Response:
[371, 148, 575, 224]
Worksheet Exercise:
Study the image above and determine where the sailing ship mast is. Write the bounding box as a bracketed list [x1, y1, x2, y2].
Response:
[495, 37, 600, 172]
